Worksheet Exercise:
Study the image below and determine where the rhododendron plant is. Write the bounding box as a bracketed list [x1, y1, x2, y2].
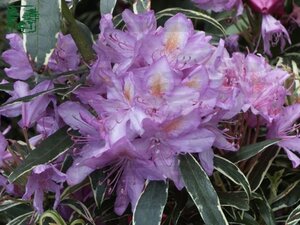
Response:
[1, 0, 300, 224]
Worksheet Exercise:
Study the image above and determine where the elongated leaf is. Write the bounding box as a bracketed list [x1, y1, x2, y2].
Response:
[218, 191, 249, 210]
[179, 154, 228, 225]
[100, 0, 117, 15]
[0, 83, 14, 91]
[133, 0, 151, 13]
[228, 139, 279, 163]
[255, 192, 276, 225]
[39, 210, 67, 225]
[89, 170, 106, 208]
[112, 13, 123, 28]
[61, 178, 89, 200]
[272, 181, 300, 210]
[167, 191, 188, 225]
[7, 212, 34, 225]
[247, 147, 280, 191]
[156, 8, 226, 36]
[8, 126, 73, 182]
[21, 0, 61, 67]
[286, 204, 300, 225]
[228, 213, 259, 225]
[61, 199, 95, 225]
[0, 203, 32, 221]
[0, 201, 27, 212]
[1, 85, 70, 107]
[214, 155, 251, 198]
[133, 181, 168, 225]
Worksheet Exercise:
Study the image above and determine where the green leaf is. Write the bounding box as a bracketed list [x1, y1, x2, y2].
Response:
[1, 85, 70, 107]
[7, 212, 34, 225]
[133, 0, 151, 13]
[228, 213, 259, 225]
[61, 178, 90, 200]
[8, 126, 73, 182]
[228, 139, 279, 163]
[89, 170, 106, 208]
[0, 83, 14, 91]
[166, 190, 188, 225]
[156, 8, 226, 37]
[247, 147, 280, 191]
[218, 191, 249, 210]
[70, 219, 86, 225]
[272, 181, 300, 211]
[179, 154, 229, 225]
[60, 199, 95, 225]
[21, 0, 61, 67]
[254, 192, 276, 225]
[214, 155, 251, 198]
[0, 201, 27, 212]
[112, 13, 123, 28]
[39, 210, 67, 225]
[100, 0, 117, 15]
[133, 181, 168, 225]
[286, 204, 300, 225]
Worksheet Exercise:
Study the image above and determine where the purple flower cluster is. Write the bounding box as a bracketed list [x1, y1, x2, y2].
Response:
[58, 10, 291, 215]
[0, 9, 298, 216]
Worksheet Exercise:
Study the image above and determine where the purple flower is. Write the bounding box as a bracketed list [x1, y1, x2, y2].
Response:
[224, 34, 239, 54]
[261, 14, 291, 56]
[141, 110, 216, 176]
[29, 114, 62, 146]
[192, 0, 243, 14]
[267, 104, 300, 167]
[141, 13, 213, 70]
[23, 164, 66, 214]
[0, 80, 54, 128]
[0, 175, 20, 195]
[66, 138, 163, 215]
[48, 33, 81, 73]
[237, 53, 289, 122]
[2, 34, 33, 80]
[122, 9, 157, 40]
[0, 132, 11, 168]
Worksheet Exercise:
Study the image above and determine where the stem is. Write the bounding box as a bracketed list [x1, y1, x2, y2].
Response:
[22, 128, 32, 152]
[61, 0, 96, 64]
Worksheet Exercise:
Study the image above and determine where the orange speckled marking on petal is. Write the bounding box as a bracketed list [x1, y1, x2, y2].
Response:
[149, 73, 166, 97]
[162, 117, 183, 133]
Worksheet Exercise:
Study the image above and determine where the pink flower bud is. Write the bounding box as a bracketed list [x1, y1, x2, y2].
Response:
[248, 0, 284, 15]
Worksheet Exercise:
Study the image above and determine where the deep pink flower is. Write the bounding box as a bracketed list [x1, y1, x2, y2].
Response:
[248, 0, 284, 15]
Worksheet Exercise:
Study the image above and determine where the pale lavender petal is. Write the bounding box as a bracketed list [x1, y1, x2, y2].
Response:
[261, 14, 291, 56]
[58, 101, 97, 136]
[283, 148, 300, 168]
[2, 34, 33, 80]
[199, 149, 215, 175]
[66, 165, 94, 186]
[171, 128, 215, 153]
[122, 9, 156, 39]
[33, 189, 45, 214]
